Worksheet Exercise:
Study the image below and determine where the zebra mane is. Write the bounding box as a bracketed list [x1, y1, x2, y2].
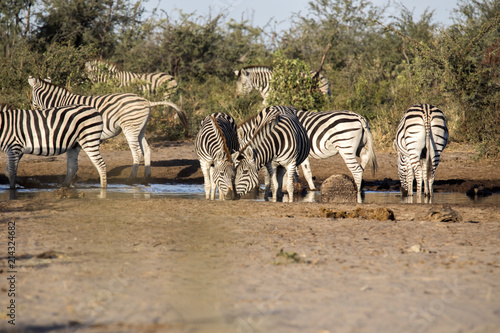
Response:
[241, 65, 272, 70]
[239, 113, 280, 153]
[237, 65, 272, 76]
[210, 115, 232, 162]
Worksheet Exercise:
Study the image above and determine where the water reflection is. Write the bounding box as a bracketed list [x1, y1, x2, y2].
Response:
[0, 184, 499, 205]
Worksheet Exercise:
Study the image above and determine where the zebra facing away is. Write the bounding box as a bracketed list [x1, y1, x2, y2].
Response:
[235, 106, 311, 202]
[195, 113, 239, 200]
[0, 104, 107, 188]
[394, 104, 449, 202]
[295, 110, 378, 203]
[234, 65, 331, 104]
[85, 60, 178, 100]
[28, 76, 188, 182]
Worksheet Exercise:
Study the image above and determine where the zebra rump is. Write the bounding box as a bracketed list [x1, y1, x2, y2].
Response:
[394, 104, 448, 200]
[195, 113, 239, 200]
[85, 60, 178, 99]
[0, 104, 107, 188]
[235, 105, 311, 202]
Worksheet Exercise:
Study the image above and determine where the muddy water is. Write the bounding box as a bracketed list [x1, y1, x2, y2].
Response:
[1, 183, 499, 205]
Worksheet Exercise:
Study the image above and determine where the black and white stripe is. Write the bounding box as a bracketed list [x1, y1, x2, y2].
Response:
[295, 110, 378, 203]
[234, 65, 331, 104]
[0, 104, 106, 188]
[28, 76, 187, 181]
[235, 105, 311, 202]
[195, 113, 239, 200]
[394, 104, 448, 200]
[85, 60, 178, 99]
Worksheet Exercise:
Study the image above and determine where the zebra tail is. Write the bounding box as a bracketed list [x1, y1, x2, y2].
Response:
[425, 124, 433, 176]
[150, 101, 189, 131]
[362, 119, 378, 175]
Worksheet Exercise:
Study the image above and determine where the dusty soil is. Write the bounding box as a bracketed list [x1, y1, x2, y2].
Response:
[1, 140, 499, 333]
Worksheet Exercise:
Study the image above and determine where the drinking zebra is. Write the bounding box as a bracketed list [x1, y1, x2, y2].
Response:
[235, 106, 311, 202]
[195, 113, 239, 200]
[234, 65, 331, 104]
[0, 104, 107, 188]
[394, 104, 449, 201]
[28, 76, 188, 182]
[85, 60, 178, 100]
[295, 110, 378, 203]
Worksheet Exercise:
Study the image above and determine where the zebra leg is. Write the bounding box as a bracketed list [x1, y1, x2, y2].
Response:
[63, 147, 81, 187]
[405, 159, 414, 197]
[5, 151, 22, 189]
[268, 163, 280, 202]
[209, 166, 217, 200]
[300, 157, 317, 190]
[339, 150, 364, 203]
[123, 132, 143, 182]
[80, 145, 108, 189]
[200, 160, 212, 200]
[140, 135, 151, 180]
[263, 166, 272, 201]
[285, 164, 297, 203]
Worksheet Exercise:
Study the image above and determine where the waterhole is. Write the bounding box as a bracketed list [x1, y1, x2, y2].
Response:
[1, 183, 499, 205]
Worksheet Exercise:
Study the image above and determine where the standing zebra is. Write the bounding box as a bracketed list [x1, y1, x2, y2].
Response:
[85, 60, 178, 100]
[234, 65, 331, 104]
[195, 113, 239, 200]
[28, 76, 188, 182]
[394, 104, 449, 201]
[0, 104, 107, 188]
[235, 106, 310, 202]
[295, 110, 378, 203]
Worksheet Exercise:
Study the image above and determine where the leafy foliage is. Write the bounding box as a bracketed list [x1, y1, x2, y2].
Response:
[0, 0, 499, 155]
[266, 51, 326, 110]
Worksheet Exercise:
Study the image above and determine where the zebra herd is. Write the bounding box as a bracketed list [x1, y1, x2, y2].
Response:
[0, 60, 449, 203]
[196, 104, 448, 203]
[1, 62, 188, 189]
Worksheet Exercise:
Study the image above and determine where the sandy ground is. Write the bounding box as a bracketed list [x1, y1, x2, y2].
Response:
[0, 140, 499, 333]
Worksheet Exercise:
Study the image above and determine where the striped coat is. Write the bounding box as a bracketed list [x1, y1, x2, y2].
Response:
[295, 110, 378, 203]
[85, 60, 178, 100]
[235, 66, 331, 104]
[394, 104, 448, 201]
[235, 106, 310, 202]
[195, 113, 239, 200]
[0, 104, 106, 188]
[29, 77, 187, 181]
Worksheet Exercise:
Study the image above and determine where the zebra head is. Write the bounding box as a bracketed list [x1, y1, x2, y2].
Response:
[234, 146, 260, 197]
[28, 76, 46, 110]
[212, 150, 238, 200]
[234, 68, 253, 95]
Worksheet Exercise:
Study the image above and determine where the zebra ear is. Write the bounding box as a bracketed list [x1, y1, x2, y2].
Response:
[243, 146, 254, 160]
[231, 151, 240, 162]
[28, 76, 37, 87]
[237, 128, 245, 140]
[234, 70, 240, 77]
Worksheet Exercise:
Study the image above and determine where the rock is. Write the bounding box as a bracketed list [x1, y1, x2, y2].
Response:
[320, 174, 357, 203]
[320, 207, 395, 221]
[424, 205, 463, 222]
[466, 185, 493, 198]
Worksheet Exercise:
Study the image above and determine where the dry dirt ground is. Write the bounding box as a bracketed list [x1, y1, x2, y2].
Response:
[0, 140, 499, 333]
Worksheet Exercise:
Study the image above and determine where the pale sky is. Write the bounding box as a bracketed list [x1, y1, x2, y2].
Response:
[144, 0, 459, 30]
